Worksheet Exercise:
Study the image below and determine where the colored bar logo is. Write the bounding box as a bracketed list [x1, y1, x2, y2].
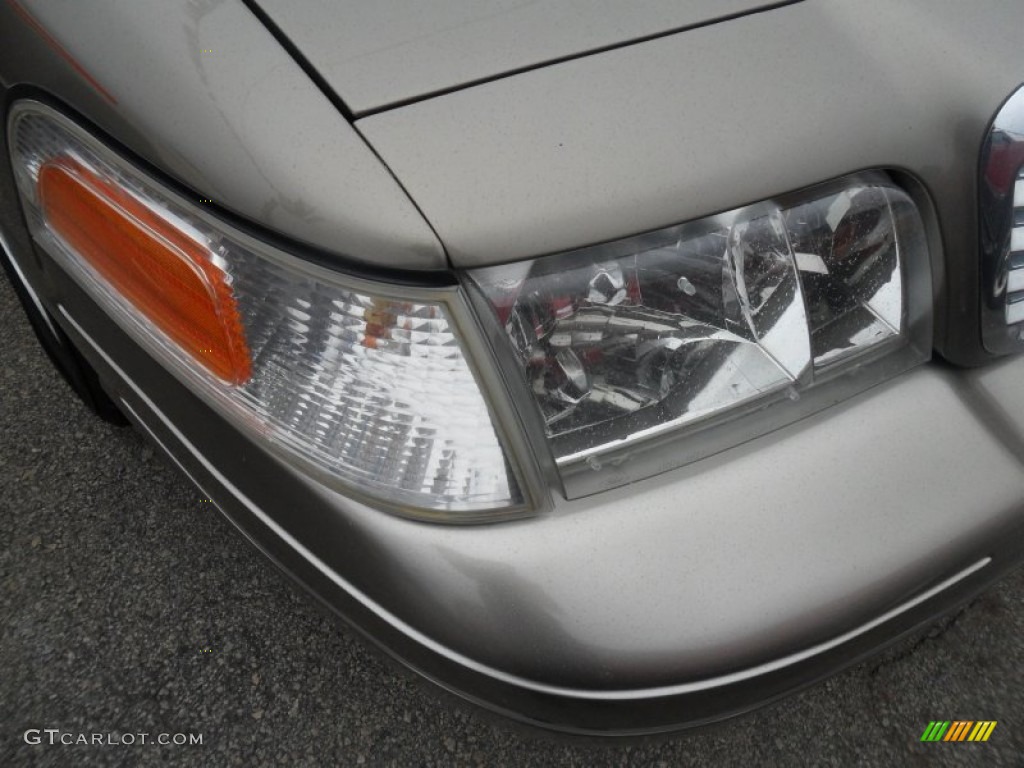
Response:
[920, 721, 997, 742]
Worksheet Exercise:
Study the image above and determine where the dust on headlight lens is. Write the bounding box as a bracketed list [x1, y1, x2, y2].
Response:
[472, 177, 917, 463]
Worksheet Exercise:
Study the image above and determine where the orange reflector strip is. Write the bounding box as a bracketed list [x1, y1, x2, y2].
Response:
[38, 156, 251, 384]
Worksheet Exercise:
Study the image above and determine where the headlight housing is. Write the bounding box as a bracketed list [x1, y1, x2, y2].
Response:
[9, 101, 532, 521]
[470, 173, 932, 496]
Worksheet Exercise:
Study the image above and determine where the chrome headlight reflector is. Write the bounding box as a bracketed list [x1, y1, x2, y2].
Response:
[9, 102, 527, 520]
[470, 174, 930, 488]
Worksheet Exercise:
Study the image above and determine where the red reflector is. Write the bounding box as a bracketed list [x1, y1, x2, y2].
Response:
[38, 157, 252, 384]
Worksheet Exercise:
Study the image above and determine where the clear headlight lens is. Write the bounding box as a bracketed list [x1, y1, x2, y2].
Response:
[785, 186, 904, 366]
[9, 102, 524, 519]
[471, 176, 926, 465]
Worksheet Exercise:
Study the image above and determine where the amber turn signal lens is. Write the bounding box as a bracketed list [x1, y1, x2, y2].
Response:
[38, 157, 251, 384]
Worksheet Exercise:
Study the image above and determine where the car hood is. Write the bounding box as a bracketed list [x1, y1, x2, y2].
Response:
[249, 0, 798, 115]
[355, 0, 1024, 271]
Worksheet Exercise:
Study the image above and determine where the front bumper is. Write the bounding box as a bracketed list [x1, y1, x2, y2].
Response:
[17, 234, 1024, 735]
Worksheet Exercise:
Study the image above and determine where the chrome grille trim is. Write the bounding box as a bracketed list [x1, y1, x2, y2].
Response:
[980, 86, 1024, 353]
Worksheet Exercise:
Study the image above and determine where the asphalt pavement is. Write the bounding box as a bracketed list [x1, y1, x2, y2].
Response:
[1, 271, 1022, 767]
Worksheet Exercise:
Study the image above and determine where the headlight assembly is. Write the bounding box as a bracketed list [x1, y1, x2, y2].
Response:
[469, 173, 932, 496]
[9, 101, 933, 515]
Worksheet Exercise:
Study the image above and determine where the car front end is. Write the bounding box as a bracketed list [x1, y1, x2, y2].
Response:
[1, 0, 1023, 735]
